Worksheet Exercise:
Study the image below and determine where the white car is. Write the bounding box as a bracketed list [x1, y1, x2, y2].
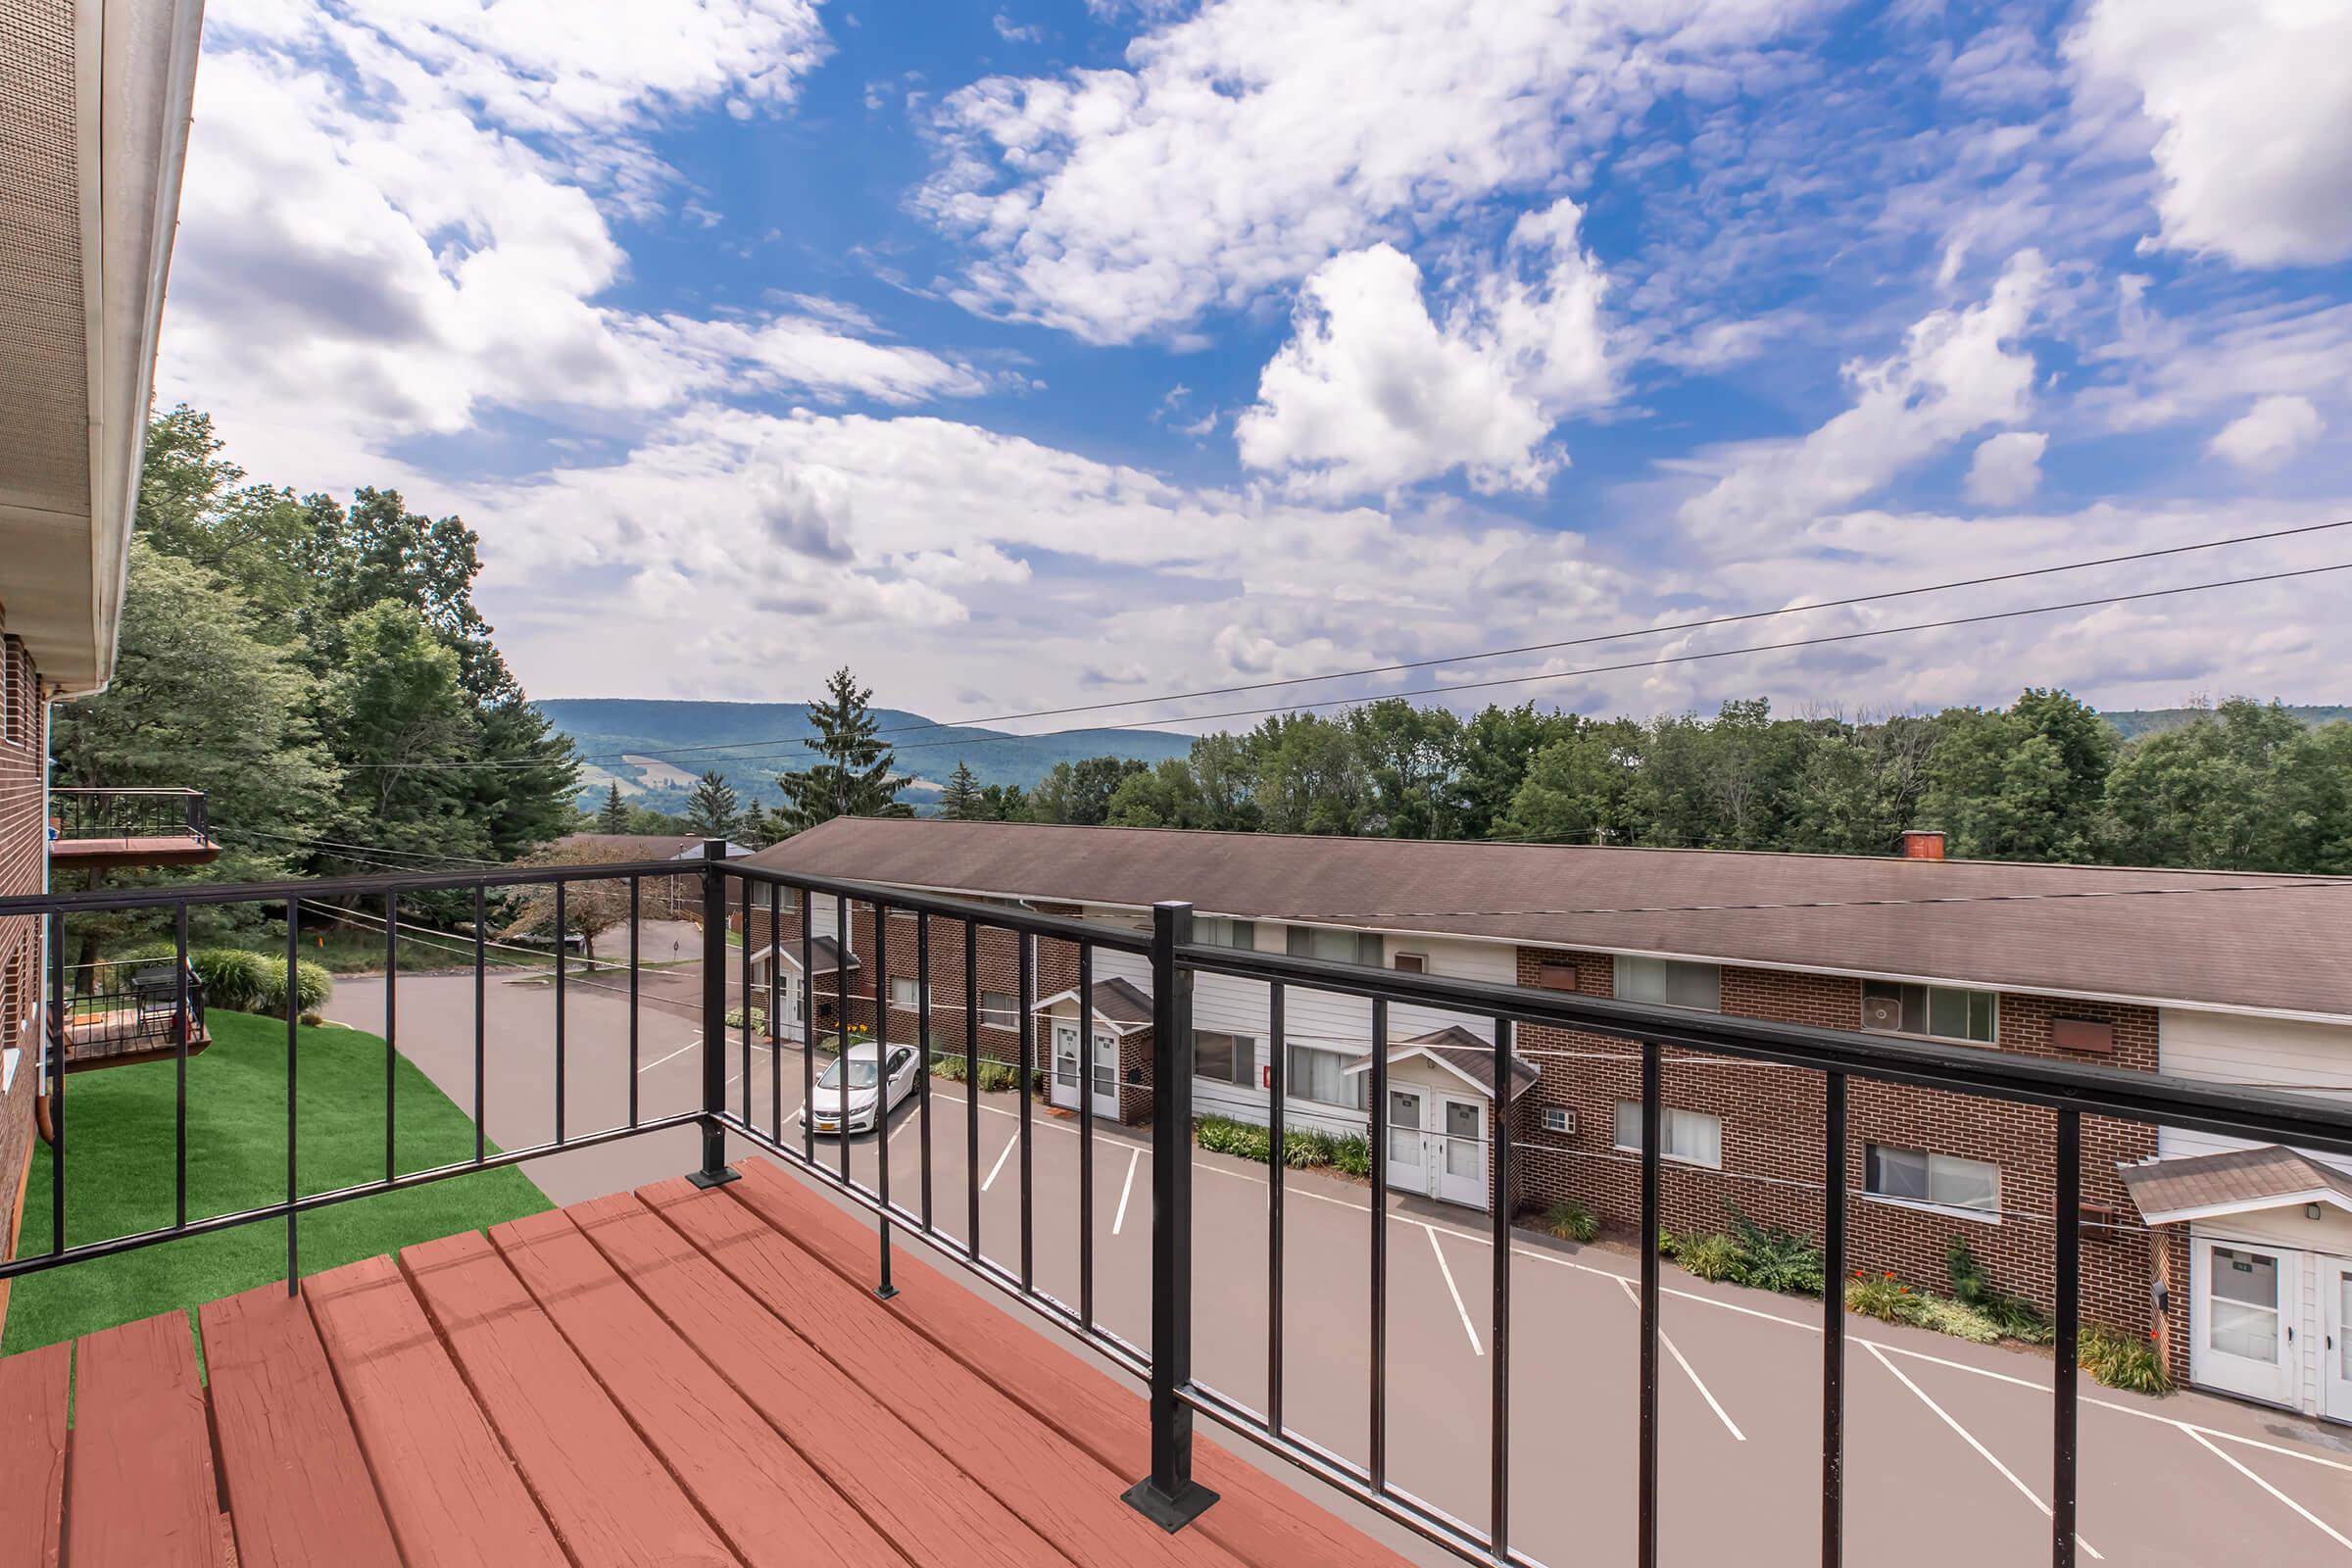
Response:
[799, 1041, 920, 1136]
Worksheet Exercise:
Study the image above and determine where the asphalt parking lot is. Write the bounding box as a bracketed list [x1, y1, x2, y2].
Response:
[328, 969, 2352, 1567]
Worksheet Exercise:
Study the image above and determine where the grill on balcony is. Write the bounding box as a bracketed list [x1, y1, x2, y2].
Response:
[46, 787, 218, 870]
[60, 961, 209, 1071]
[0, 848, 2346, 1566]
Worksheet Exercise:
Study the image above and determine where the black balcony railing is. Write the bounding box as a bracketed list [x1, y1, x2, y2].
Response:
[3, 841, 2350, 1568]
[48, 786, 211, 844]
[62, 960, 207, 1068]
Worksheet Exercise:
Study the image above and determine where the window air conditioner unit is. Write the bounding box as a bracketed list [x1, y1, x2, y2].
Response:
[1861, 995, 1903, 1032]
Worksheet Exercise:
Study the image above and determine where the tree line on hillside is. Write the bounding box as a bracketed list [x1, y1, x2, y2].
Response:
[921, 690, 2352, 874]
[55, 406, 581, 949]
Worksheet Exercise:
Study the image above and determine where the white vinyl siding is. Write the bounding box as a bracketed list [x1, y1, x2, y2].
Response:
[1613, 1102, 1722, 1167]
[1866, 1144, 2000, 1216]
[1614, 956, 1722, 1011]
[2159, 1008, 2352, 1175]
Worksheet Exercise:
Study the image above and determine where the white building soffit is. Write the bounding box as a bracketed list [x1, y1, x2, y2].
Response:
[0, 0, 203, 695]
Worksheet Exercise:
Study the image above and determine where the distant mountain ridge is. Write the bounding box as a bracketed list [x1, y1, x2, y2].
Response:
[2100, 704, 2351, 740]
[537, 698, 1194, 807]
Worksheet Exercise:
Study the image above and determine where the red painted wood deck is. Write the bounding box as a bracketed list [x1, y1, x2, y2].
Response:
[0, 1156, 1419, 1568]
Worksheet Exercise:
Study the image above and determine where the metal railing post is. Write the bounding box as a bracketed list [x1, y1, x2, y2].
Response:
[688, 840, 738, 1189]
[1123, 901, 1219, 1532]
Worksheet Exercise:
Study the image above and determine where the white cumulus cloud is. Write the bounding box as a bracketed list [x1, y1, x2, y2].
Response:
[1965, 430, 2048, 507]
[2069, 0, 2352, 268]
[1234, 199, 1612, 498]
[2209, 395, 2325, 470]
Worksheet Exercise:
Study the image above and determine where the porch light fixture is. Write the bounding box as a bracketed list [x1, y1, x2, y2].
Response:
[2309, 1202, 2326, 1221]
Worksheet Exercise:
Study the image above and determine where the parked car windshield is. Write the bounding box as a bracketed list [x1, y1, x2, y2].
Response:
[818, 1055, 879, 1090]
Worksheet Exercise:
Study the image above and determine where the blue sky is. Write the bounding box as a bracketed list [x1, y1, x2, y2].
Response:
[159, 0, 2352, 727]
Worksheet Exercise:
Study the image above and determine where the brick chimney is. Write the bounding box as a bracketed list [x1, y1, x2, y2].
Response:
[1899, 829, 1945, 860]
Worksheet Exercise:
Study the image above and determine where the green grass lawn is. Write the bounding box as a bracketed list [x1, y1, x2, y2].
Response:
[4, 1009, 552, 1356]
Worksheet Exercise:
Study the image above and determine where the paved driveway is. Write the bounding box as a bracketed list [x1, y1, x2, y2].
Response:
[327, 971, 2352, 1567]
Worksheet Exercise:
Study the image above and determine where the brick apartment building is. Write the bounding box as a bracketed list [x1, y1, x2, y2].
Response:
[0, 0, 205, 1329]
[752, 815, 2352, 1421]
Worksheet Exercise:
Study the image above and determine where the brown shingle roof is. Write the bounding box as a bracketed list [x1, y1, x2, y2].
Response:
[1035, 976, 1154, 1031]
[2117, 1146, 2352, 1222]
[752, 818, 2352, 1018]
[1345, 1024, 1540, 1102]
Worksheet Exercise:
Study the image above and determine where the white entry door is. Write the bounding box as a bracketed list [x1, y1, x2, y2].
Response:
[1052, 1023, 1119, 1119]
[773, 970, 804, 1040]
[1433, 1096, 1488, 1209]
[2193, 1238, 2301, 1406]
[1386, 1086, 1428, 1195]
[2323, 1255, 2352, 1424]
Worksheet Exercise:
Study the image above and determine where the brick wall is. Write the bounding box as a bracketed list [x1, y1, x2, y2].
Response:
[1507, 947, 2159, 1336]
[0, 633, 46, 1331]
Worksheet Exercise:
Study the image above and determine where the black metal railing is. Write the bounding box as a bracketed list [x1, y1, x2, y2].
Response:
[48, 786, 210, 843]
[60, 960, 207, 1064]
[5, 843, 2352, 1568]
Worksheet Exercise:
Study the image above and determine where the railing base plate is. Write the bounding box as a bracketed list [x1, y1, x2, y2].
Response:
[686, 1166, 741, 1189]
[1120, 1479, 1219, 1534]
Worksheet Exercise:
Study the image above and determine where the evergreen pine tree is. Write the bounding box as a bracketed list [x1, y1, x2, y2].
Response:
[938, 760, 982, 819]
[596, 781, 631, 833]
[775, 666, 913, 832]
[683, 768, 742, 840]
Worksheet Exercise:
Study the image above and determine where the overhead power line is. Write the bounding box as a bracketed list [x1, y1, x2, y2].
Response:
[324, 519, 2352, 772]
[567, 514, 2352, 765]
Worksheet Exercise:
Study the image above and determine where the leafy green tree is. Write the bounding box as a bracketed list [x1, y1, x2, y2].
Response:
[2102, 698, 2319, 869]
[465, 699, 581, 860]
[1922, 690, 2115, 862]
[1248, 713, 1370, 835]
[774, 667, 912, 832]
[938, 760, 983, 820]
[314, 602, 486, 869]
[596, 782, 631, 832]
[1348, 699, 1464, 838]
[50, 543, 340, 955]
[1104, 759, 1208, 828]
[1495, 721, 1642, 844]
[1456, 703, 1579, 840]
[1032, 756, 1147, 825]
[1186, 732, 1262, 831]
[738, 802, 789, 848]
[977, 783, 1029, 822]
[683, 769, 742, 840]
[132, 406, 317, 638]
[1786, 716, 1935, 855]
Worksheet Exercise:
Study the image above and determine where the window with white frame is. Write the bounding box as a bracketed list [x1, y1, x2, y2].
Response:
[1197, 917, 1257, 951]
[1194, 1031, 1255, 1087]
[888, 976, 925, 1011]
[1, 639, 18, 747]
[1613, 1102, 1723, 1167]
[979, 990, 1016, 1028]
[1613, 956, 1721, 1011]
[1287, 926, 1385, 966]
[1865, 1144, 1999, 1215]
[1542, 1106, 1573, 1134]
[1287, 1045, 1367, 1109]
[1861, 981, 1996, 1044]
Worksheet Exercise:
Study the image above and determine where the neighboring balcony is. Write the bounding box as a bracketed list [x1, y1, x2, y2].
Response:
[46, 787, 220, 870]
[61, 962, 210, 1071]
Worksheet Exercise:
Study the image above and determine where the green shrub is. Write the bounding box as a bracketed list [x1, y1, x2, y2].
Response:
[188, 949, 273, 1013]
[1917, 1297, 2004, 1344]
[1725, 1204, 1824, 1296]
[1542, 1200, 1600, 1244]
[723, 1004, 766, 1033]
[1196, 1114, 1273, 1161]
[251, 956, 333, 1019]
[1326, 1134, 1371, 1178]
[1946, 1238, 2050, 1342]
[928, 1051, 969, 1082]
[1657, 1228, 1679, 1258]
[1681, 1233, 1746, 1283]
[1844, 1272, 1931, 1326]
[2080, 1325, 2171, 1395]
[1281, 1129, 1336, 1168]
[973, 1059, 1021, 1095]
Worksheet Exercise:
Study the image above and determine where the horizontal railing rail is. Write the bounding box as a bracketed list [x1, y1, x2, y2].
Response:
[8, 844, 2352, 1568]
[47, 786, 210, 843]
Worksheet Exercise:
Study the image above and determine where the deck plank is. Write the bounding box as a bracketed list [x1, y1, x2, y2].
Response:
[200, 1284, 402, 1568]
[68, 1311, 220, 1567]
[647, 1175, 1250, 1568]
[397, 1229, 740, 1568]
[304, 1255, 567, 1568]
[0, 1340, 68, 1568]
[571, 1192, 1074, 1568]
[487, 1207, 906, 1568]
[723, 1156, 1412, 1568]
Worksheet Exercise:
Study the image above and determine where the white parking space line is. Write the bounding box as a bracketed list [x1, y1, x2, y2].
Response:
[637, 1035, 701, 1074]
[1425, 1225, 1484, 1357]
[981, 1128, 1021, 1193]
[2182, 1426, 2352, 1553]
[1614, 1277, 1742, 1441]
[1114, 1148, 1142, 1236]
[1864, 1342, 2101, 1559]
